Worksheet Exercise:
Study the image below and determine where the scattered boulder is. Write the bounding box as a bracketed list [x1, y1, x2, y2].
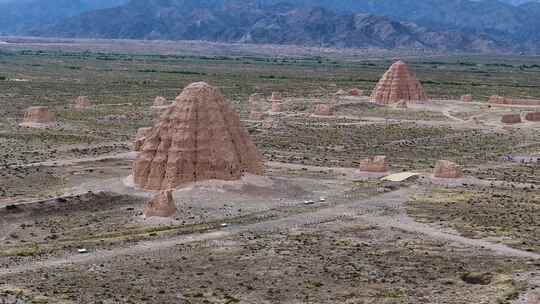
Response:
[370, 60, 428, 105]
[525, 112, 540, 122]
[134, 82, 264, 190]
[349, 88, 364, 96]
[314, 104, 333, 116]
[20, 106, 56, 127]
[461, 95, 473, 102]
[359, 156, 389, 173]
[144, 190, 177, 218]
[72, 96, 93, 110]
[433, 160, 464, 179]
[501, 114, 522, 124]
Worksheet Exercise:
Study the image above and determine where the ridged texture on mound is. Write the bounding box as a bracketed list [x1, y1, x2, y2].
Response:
[134, 82, 264, 190]
[22, 106, 55, 124]
[370, 61, 428, 105]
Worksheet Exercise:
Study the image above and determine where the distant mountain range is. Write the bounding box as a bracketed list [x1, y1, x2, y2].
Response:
[2, 0, 540, 53]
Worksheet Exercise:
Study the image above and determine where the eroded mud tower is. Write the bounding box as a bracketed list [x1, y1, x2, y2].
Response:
[370, 61, 428, 105]
[314, 104, 333, 116]
[359, 156, 389, 173]
[434, 160, 464, 179]
[144, 190, 177, 218]
[133, 82, 264, 190]
[20, 106, 56, 127]
[72, 96, 93, 110]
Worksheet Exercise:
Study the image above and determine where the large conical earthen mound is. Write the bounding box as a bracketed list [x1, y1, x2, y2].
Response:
[133, 82, 264, 191]
[370, 61, 428, 105]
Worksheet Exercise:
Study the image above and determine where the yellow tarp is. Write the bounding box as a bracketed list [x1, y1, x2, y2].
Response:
[381, 172, 419, 182]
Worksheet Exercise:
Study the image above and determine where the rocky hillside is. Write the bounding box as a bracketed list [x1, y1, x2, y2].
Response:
[30, 0, 511, 52]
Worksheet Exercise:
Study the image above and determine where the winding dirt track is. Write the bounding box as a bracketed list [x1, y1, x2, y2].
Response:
[1, 188, 537, 278]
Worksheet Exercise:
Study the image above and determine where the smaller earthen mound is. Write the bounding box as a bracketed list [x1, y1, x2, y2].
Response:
[488, 95, 507, 104]
[20, 106, 56, 127]
[314, 104, 333, 116]
[359, 156, 389, 173]
[434, 160, 464, 179]
[134, 127, 153, 152]
[501, 114, 522, 124]
[525, 112, 540, 122]
[350, 88, 364, 96]
[72, 96, 93, 110]
[144, 190, 177, 218]
[461, 95, 473, 102]
[249, 111, 266, 120]
[152, 96, 170, 108]
[271, 102, 285, 113]
[269, 92, 283, 102]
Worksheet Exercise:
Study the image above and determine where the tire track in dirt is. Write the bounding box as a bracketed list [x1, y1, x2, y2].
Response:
[1, 188, 538, 277]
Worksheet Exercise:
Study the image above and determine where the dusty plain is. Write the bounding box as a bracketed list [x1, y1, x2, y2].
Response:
[1, 38, 540, 303]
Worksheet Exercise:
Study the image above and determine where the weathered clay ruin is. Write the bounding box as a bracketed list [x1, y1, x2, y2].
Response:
[433, 160, 464, 179]
[525, 112, 540, 122]
[144, 190, 178, 218]
[489, 96, 540, 106]
[314, 104, 333, 116]
[20, 106, 56, 127]
[133, 82, 264, 190]
[461, 95, 473, 102]
[501, 114, 522, 124]
[72, 96, 93, 110]
[370, 61, 428, 105]
[358, 156, 389, 173]
[350, 88, 364, 96]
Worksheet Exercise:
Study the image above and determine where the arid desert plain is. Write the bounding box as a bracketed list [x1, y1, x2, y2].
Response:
[0, 39, 540, 304]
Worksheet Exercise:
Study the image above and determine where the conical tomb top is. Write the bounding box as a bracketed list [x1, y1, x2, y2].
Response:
[133, 82, 264, 191]
[370, 61, 428, 105]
